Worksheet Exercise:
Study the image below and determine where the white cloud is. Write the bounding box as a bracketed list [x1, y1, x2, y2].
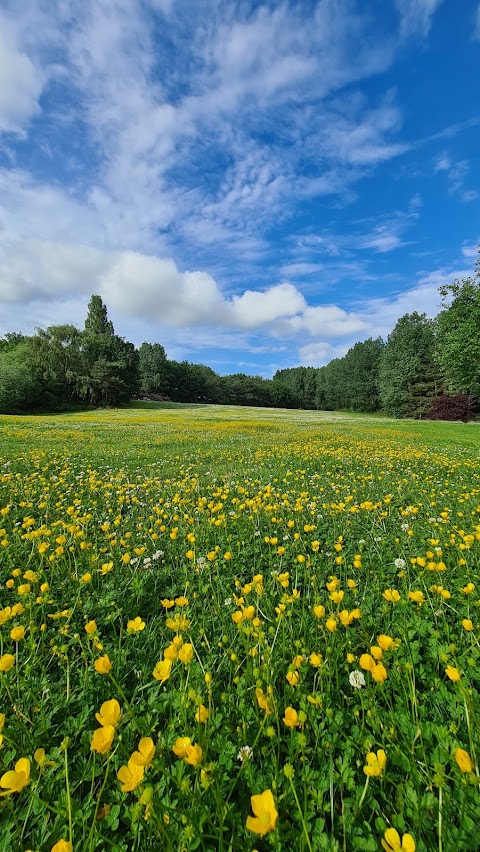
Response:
[395, 0, 444, 37]
[0, 13, 44, 133]
[231, 283, 306, 329]
[474, 3, 480, 40]
[461, 241, 479, 259]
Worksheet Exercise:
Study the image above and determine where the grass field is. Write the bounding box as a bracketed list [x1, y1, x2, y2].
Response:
[0, 404, 479, 852]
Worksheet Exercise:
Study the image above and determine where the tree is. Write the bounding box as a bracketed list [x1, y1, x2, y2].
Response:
[436, 252, 480, 404]
[379, 312, 441, 418]
[0, 341, 39, 413]
[138, 343, 169, 396]
[84, 295, 114, 336]
[80, 296, 139, 406]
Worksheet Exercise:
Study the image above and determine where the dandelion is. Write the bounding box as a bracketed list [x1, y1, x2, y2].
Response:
[349, 670, 366, 689]
[246, 789, 278, 836]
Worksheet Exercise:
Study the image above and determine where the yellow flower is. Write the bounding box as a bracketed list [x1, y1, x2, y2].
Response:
[175, 596, 189, 606]
[359, 654, 375, 671]
[382, 589, 401, 602]
[184, 743, 202, 766]
[325, 617, 337, 632]
[381, 827, 415, 852]
[0, 654, 15, 672]
[364, 749, 387, 777]
[370, 646, 383, 660]
[0, 758, 30, 795]
[309, 653, 322, 667]
[94, 655, 112, 674]
[195, 704, 210, 723]
[118, 757, 145, 791]
[10, 625, 25, 642]
[455, 748, 473, 773]
[377, 634, 399, 651]
[85, 620, 97, 635]
[33, 748, 56, 768]
[127, 616, 145, 633]
[408, 591, 425, 605]
[81, 572, 92, 583]
[445, 665, 461, 682]
[163, 643, 178, 661]
[246, 789, 278, 836]
[286, 671, 300, 687]
[130, 737, 155, 768]
[91, 725, 115, 755]
[51, 840, 73, 852]
[178, 643, 194, 664]
[371, 663, 387, 683]
[95, 699, 122, 728]
[153, 659, 173, 683]
[283, 707, 299, 728]
[172, 737, 191, 758]
[462, 619, 473, 631]
[255, 687, 273, 715]
[330, 590, 344, 604]
[166, 614, 190, 631]
[161, 598, 175, 609]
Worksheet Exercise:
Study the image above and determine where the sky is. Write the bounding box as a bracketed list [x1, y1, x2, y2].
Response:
[0, 0, 479, 377]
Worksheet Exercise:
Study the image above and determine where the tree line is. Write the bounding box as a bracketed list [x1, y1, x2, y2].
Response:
[1, 254, 479, 418]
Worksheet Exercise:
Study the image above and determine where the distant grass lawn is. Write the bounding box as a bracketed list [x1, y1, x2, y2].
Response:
[0, 405, 479, 851]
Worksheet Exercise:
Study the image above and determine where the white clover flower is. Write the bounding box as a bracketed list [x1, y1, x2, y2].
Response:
[224, 597, 232, 606]
[394, 558, 406, 570]
[237, 745, 253, 763]
[349, 670, 366, 689]
[358, 539, 366, 545]
[401, 523, 410, 532]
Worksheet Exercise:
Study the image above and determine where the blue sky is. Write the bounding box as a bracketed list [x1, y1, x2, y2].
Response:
[0, 0, 479, 376]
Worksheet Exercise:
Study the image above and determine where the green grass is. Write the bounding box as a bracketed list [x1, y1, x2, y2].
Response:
[0, 405, 479, 851]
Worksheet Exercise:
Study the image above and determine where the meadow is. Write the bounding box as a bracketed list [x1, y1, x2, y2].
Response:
[0, 403, 479, 852]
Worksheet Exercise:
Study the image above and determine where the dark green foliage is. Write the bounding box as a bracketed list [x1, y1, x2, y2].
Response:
[138, 342, 169, 395]
[0, 341, 40, 413]
[436, 255, 480, 404]
[379, 313, 441, 419]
